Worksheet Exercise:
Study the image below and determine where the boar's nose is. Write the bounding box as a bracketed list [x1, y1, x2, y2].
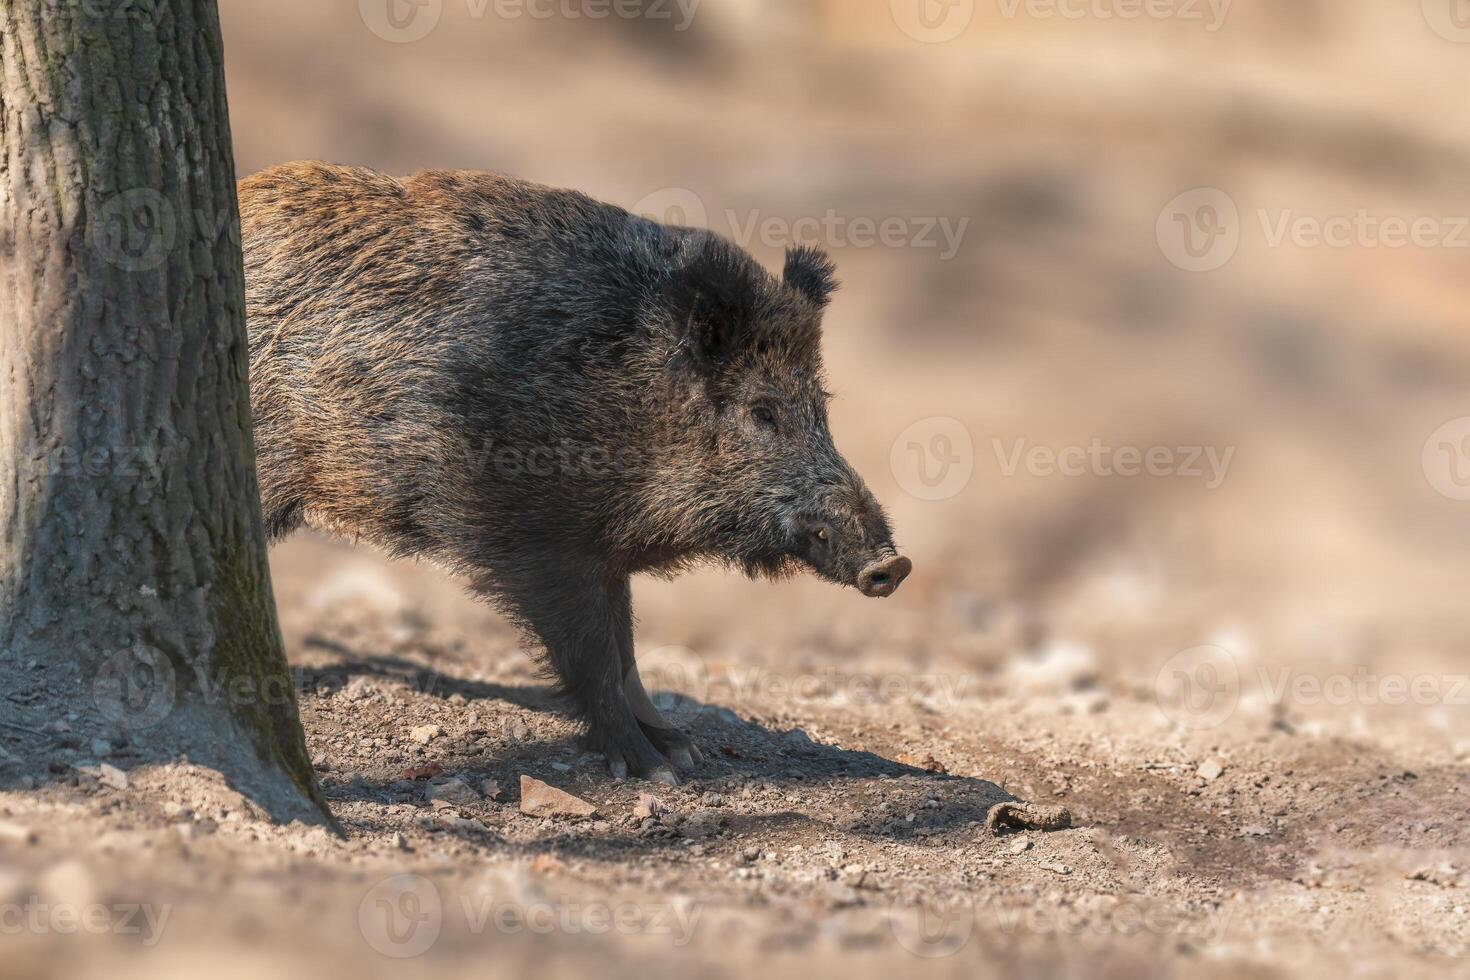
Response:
[857, 554, 912, 598]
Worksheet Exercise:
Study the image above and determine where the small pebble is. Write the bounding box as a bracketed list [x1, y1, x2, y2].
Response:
[633, 793, 663, 821]
[426, 778, 480, 806]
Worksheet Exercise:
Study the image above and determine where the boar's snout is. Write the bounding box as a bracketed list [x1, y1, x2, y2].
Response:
[789, 474, 911, 597]
[857, 553, 913, 598]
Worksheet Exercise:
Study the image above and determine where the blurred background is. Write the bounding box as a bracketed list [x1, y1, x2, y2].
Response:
[231, 0, 1470, 722]
[10, 2, 1470, 978]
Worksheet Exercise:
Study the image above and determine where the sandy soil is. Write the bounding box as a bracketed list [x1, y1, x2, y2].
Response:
[2, 527, 1467, 979]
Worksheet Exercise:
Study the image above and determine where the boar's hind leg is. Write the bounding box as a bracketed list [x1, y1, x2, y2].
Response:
[509, 572, 680, 786]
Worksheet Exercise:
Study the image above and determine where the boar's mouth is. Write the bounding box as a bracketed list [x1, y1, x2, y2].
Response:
[725, 475, 911, 597]
[784, 516, 912, 598]
[802, 547, 912, 598]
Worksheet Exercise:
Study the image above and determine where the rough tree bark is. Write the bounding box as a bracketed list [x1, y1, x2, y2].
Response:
[0, 0, 332, 825]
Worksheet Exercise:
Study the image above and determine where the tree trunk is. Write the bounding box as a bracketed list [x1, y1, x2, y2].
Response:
[0, 0, 332, 825]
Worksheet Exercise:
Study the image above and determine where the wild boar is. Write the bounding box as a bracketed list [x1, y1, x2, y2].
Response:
[239, 163, 911, 783]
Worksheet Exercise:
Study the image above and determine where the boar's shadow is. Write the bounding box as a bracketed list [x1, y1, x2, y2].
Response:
[295, 649, 1014, 847]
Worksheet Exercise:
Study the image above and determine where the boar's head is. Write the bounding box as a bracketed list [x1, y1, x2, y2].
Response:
[640, 236, 911, 598]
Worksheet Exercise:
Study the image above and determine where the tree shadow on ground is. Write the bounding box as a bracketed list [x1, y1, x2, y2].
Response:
[0, 654, 335, 826]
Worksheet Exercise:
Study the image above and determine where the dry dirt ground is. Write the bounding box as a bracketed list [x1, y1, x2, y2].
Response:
[2, 531, 1468, 980]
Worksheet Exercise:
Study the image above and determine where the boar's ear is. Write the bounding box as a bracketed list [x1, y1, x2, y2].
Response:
[666, 241, 758, 372]
[783, 245, 839, 308]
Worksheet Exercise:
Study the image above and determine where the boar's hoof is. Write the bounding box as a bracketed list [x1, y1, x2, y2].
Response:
[643, 725, 704, 771]
[600, 734, 682, 786]
[647, 766, 681, 787]
[604, 752, 680, 787]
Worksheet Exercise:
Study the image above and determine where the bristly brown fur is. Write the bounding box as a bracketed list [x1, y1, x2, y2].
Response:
[239, 162, 901, 778]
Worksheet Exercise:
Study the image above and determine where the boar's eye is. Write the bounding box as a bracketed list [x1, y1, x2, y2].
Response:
[749, 402, 779, 432]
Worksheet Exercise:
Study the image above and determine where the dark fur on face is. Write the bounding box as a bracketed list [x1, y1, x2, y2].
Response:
[239, 163, 910, 782]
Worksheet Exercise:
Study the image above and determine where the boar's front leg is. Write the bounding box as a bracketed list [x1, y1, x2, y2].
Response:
[506, 569, 680, 786]
[619, 636, 705, 771]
